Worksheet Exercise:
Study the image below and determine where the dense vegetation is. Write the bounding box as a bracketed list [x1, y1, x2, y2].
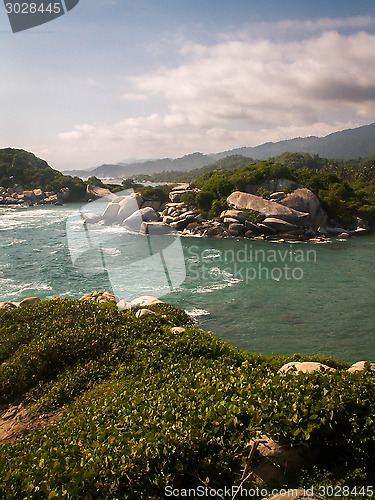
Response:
[178, 153, 375, 225]
[0, 300, 374, 498]
[0, 149, 87, 200]
[134, 155, 253, 184]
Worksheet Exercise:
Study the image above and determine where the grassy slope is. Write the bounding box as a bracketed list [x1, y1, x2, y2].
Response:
[0, 300, 374, 499]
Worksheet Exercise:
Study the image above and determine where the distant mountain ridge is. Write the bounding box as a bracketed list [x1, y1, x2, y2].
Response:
[63, 122, 375, 179]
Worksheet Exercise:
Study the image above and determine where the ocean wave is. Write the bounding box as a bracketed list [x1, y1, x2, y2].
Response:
[185, 308, 210, 317]
[0, 239, 27, 247]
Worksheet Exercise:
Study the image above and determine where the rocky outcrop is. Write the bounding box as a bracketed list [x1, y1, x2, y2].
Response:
[80, 291, 118, 304]
[278, 361, 336, 374]
[168, 184, 200, 203]
[347, 361, 375, 373]
[117, 296, 163, 310]
[19, 297, 41, 308]
[140, 221, 177, 235]
[262, 217, 298, 232]
[0, 186, 72, 206]
[135, 308, 157, 318]
[248, 434, 318, 490]
[85, 185, 115, 201]
[122, 207, 159, 231]
[227, 192, 309, 222]
[0, 302, 18, 311]
[278, 188, 327, 230]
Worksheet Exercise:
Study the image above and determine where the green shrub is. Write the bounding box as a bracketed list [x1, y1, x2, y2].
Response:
[0, 300, 374, 498]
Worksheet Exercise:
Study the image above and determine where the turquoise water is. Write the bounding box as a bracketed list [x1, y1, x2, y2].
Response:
[1, 204, 374, 363]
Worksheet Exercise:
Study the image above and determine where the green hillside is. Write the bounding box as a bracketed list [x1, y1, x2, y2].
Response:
[0, 149, 86, 200]
[0, 300, 374, 498]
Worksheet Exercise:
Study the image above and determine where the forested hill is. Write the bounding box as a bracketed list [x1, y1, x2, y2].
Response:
[0, 148, 86, 200]
[137, 152, 375, 184]
[64, 122, 375, 179]
[213, 122, 375, 161]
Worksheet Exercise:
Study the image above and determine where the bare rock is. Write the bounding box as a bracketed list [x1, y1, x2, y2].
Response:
[227, 192, 308, 222]
[123, 207, 159, 231]
[80, 292, 117, 304]
[129, 296, 163, 308]
[171, 327, 186, 334]
[277, 188, 327, 230]
[0, 302, 18, 311]
[263, 217, 298, 232]
[171, 183, 190, 191]
[348, 361, 375, 373]
[135, 308, 157, 318]
[278, 361, 336, 374]
[220, 209, 248, 223]
[250, 434, 318, 490]
[86, 185, 115, 201]
[140, 221, 177, 235]
[228, 223, 245, 236]
[19, 297, 41, 308]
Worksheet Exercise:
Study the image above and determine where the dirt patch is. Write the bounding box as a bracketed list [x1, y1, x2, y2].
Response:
[0, 403, 62, 446]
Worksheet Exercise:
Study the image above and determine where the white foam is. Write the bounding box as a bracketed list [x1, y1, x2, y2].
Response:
[186, 308, 210, 317]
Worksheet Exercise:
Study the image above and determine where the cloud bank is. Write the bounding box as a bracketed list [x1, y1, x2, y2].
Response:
[59, 19, 375, 164]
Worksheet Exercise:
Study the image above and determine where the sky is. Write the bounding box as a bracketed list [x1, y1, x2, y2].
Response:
[1, 0, 375, 171]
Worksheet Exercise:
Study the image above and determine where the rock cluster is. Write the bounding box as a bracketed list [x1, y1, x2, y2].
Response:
[0, 297, 41, 310]
[0, 185, 70, 206]
[159, 180, 368, 241]
[278, 360, 375, 374]
[79, 291, 118, 304]
[82, 192, 173, 234]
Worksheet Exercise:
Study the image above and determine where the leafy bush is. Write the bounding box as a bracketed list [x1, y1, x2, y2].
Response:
[0, 300, 374, 498]
[137, 184, 174, 203]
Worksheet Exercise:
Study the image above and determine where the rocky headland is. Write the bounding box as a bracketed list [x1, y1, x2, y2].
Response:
[81, 180, 370, 243]
[0, 185, 71, 206]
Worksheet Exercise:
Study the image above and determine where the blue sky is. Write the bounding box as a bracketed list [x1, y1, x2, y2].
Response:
[1, 0, 375, 170]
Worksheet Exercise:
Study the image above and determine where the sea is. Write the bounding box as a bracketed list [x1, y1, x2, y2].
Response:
[1, 203, 374, 363]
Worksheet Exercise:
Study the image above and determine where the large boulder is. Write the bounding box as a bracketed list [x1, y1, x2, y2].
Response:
[228, 223, 245, 236]
[86, 185, 115, 201]
[59, 187, 71, 201]
[80, 291, 118, 304]
[249, 434, 318, 490]
[169, 186, 199, 203]
[0, 302, 17, 311]
[33, 189, 45, 200]
[23, 191, 36, 201]
[278, 188, 327, 230]
[129, 296, 163, 308]
[140, 221, 177, 235]
[220, 209, 248, 223]
[227, 192, 308, 222]
[263, 217, 298, 232]
[347, 361, 375, 373]
[278, 361, 336, 374]
[123, 207, 159, 231]
[19, 297, 41, 308]
[171, 183, 190, 191]
[102, 202, 120, 224]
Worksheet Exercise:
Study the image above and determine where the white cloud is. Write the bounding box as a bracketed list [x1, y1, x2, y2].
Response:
[58, 27, 375, 165]
[235, 15, 375, 40]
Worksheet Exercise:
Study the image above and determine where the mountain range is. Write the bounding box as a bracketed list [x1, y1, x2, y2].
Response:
[63, 122, 375, 179]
